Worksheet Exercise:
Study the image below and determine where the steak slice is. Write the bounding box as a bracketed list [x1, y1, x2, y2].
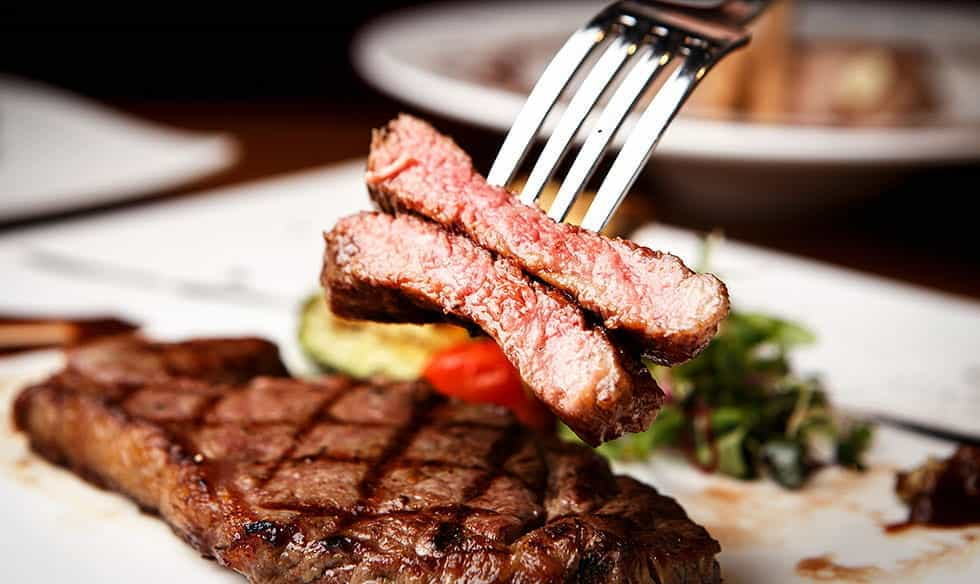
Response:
[322, 211, 663, 445]
[13, 336, 720, 584]
[366, 115, 730, 365]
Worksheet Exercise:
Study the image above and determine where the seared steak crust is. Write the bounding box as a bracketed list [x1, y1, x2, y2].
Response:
[14, 337, 720, 583]
[323, 211, 663, 445]
[367, 115, 729, 365]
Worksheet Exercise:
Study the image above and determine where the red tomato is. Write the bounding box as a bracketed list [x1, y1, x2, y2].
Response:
[422, 339, 554, 431]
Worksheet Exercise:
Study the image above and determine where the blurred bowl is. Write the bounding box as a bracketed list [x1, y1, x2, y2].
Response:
[352, 0, 980, 222]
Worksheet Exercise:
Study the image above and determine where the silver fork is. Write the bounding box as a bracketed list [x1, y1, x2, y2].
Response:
[488, 0, 769, 232]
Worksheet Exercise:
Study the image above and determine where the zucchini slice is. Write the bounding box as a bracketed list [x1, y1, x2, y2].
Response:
[299, 293, 471, 380]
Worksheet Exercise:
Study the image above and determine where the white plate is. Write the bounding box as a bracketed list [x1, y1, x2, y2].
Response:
[0, 75, 238, 223]
[352, 0, 980, 219]
[2, 356, 977, 584]
[1, 162, 978, 581]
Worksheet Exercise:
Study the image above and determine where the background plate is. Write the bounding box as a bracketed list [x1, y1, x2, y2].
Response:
[0, 75, 237, 223]
[352, 0, 980, 164]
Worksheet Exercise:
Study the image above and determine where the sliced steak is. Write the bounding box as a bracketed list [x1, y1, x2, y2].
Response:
[13, 336, 720, 584]
[322, 211, 663, 445]
[366, 115, 729, 365]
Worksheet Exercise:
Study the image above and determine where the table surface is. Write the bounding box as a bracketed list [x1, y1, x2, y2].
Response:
[4, 97, 979, 300]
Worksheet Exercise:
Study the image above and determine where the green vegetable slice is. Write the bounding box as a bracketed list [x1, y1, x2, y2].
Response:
[298, 292, 470, 380]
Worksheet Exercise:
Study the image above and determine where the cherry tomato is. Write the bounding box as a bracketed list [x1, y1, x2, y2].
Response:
[422, 339, 553, 431]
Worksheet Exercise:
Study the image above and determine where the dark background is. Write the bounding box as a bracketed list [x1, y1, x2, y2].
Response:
[1, 5, 435, 210]
[3, 2, 979, 296]
[2, 6, 412, 101]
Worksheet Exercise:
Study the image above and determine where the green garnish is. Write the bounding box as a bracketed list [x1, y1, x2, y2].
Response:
[836, 423, 874, 471]
[560, 236, 873, 489]
[561, 310, 873, 488]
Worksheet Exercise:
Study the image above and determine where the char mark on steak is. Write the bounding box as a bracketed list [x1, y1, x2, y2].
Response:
[366, 114, 730, 365]
[14, 336, 721, 583]
[322, 211, 663, 446]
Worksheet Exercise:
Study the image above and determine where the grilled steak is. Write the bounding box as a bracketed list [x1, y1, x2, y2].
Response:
[323, 211, 663, 445]
[366, 115, 729, 365]
[14, 337, 720, 583]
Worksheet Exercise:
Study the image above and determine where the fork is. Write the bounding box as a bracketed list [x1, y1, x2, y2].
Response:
[488, 0, 769, 232]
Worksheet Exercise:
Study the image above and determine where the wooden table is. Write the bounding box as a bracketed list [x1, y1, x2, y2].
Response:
[5, 97, 979, 300]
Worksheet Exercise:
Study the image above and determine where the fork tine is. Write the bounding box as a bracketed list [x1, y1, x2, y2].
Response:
[546, 40, 673, 222]
[487, 26, 605, 188]
[580, 48, 713, 232]
[518, 33, 639, 206]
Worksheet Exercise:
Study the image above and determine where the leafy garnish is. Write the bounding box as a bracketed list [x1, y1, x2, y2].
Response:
[560, 310, 873, 488]
[836, 423, 874, 471]
[559, 236, 873, 489]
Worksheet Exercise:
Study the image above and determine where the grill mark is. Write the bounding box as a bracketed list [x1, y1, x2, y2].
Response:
[123, 379, 343, 529]
[86, 381, 200, 462]
[462, 423, 527, 503]
[283, 455, 493, 472]
[158, 416, 257, 527]
[529, 440, 550, 505]
[77, 382, 257, 525]
[274, 423, 538, 557]
[258, 451, 543, 500]
[194, 382, 358, 554]
[246, 385, 446, 558]
[261, 486, 536, 512]
[242, 414, 542, 556]
[257, 502, 507, 521]
[57, 382, 543, 512]
[190, 392, 226, 425]
[354, 390, 443, 504]
[256, 507, 524, 557]
[188, 382, 458, 554]
[192, 417, 510, 431]
[457, 423, 540, 543]
[99, 382, 143, 409]
[252, 383, 356, 489]
[94, 385, 201, 467]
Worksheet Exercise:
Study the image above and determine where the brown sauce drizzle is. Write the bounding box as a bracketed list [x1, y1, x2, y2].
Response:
[795, 554, 882, 582]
